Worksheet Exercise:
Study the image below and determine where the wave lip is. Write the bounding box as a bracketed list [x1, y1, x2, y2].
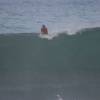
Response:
[38, 31, 68, 40]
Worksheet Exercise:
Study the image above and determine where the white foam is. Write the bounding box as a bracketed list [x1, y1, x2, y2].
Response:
[38, 29, 68, 40]
[38, 33, 57, 40]
[56, 94, 63, 100]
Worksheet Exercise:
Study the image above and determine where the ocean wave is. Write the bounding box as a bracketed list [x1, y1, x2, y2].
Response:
[38, 27, 100, 40]
[1, 27, 100, 40]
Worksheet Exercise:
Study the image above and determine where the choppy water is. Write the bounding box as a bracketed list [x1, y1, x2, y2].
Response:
[0, 0, 100, 34]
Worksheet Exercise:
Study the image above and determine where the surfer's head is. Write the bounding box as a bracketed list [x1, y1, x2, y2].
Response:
[42, 25, 46, 28]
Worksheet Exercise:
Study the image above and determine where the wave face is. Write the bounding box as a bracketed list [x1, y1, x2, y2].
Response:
[0, 0, 100, 34]
[0, 28, 100, 100]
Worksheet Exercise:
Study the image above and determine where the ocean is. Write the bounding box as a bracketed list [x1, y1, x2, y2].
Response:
[0, 0, 100, 34]
[0, 28, 100, 100]
[0, 0, 100, 100]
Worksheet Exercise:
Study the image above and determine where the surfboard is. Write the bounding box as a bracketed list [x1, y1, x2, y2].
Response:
[39, 33, 53, 40]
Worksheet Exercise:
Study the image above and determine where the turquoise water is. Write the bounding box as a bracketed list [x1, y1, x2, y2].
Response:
[0, 28, 100, 100]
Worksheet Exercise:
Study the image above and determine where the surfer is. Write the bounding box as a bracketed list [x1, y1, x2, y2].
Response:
[41, 25, 48, 35]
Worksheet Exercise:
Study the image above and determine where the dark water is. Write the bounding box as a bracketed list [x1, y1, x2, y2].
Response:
[0, 28, 100, 100]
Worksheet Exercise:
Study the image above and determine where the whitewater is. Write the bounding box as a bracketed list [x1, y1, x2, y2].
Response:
[0, 0, 100, 34]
